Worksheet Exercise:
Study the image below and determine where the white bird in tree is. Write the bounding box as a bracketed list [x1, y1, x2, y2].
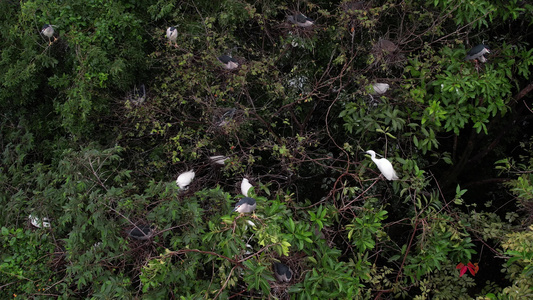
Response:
[365, 150, 399, 181]
[176, 170, 195, 189]
[241, 178, 252, 197]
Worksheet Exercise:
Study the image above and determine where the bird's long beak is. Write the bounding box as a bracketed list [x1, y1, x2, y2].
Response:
[232, 206, 239, 212]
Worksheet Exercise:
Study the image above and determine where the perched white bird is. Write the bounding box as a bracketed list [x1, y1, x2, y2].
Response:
[176, 170, 195, 189]
[365, 150, 399, 180]
[166, 26, 178, 47]
[241, 178, 253, 197]
[209, 155, 229, 165]
[371, 83, 389, 95]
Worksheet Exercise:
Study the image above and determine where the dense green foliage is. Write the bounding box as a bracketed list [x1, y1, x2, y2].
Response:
[2, 0, 533, 298]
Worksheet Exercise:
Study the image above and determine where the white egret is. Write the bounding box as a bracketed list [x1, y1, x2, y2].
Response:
[176, 170, 195, 189]
[241, 178, 252, 197]
[365, 150, 399, 180]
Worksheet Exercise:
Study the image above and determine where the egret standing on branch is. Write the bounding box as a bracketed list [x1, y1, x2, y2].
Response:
[241, 178, 252, 197]
[365, 150, 399, 181]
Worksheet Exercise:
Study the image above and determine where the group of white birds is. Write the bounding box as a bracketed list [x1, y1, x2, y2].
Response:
[33, 11, 491, 285]
[170, 150, 396, 284]
[175, 166, 256, 213]
[36, 13, 397, 280]
[175, 168, 252, 196]
[175, 150, 398, 204]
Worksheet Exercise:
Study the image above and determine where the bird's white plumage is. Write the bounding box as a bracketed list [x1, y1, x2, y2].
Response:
[233, 197, 256, 213]
[372, 83, 389, 95]
[465, 45, 490, 61]
[241, 178, 252, 197]
[209, 155, 228, 165]
[218, 55, 239, 70]
[224, 61, 239, 70]
[166, 27, 177, 42]
[176, 170, 195, 189]
[41, 25, 54, 38]
[366, 150, 399, 180]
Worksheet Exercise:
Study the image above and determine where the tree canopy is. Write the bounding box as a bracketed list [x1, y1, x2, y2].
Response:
[1, 0, 533, 298]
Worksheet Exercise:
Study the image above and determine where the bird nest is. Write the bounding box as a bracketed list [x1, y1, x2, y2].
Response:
[210, 107, 241, 133]
[279, 12, 318, 41]
[124, 84, 147, 108]
[370, 38, 405, 70]
[270, 255, 305, 299]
